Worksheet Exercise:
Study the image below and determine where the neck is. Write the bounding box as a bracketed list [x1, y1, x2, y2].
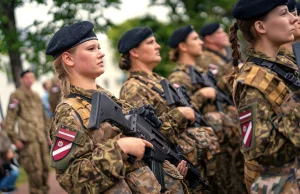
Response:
[69, 73, 97, 90]
[281, 42, 293, 53]
[130, 60, 154, 75]
[178, 52, 197, 66]
[253, 39, 279, 59]
[22, 86, 32, 93]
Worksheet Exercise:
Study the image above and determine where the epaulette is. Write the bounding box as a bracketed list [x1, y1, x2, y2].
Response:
[233, 64, 290, 112]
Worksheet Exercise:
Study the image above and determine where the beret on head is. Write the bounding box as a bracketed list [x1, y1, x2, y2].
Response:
[288, 0, 296, 12]
[199, 22, 220, 39]
[232, 0, 288, 20]
[46, 21, 98, 58]
[118, 27, 153, 54]
[169, 25, 194, 48]
[20, 69, 32, 78]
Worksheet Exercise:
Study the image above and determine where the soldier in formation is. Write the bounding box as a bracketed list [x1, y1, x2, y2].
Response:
[46, 21, 188, 194]
[230, 0, 300, 192]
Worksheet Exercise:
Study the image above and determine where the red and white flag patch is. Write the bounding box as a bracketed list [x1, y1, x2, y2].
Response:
[239, 109, 252, 148]
[52, 128, 77, 161]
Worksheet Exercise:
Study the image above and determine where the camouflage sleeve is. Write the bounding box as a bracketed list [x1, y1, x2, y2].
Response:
[4, 93, 20, 143]
[236, 85, 300, 161]
[119, 81, 187, 139]
[168, 71, 205, 110]
[51, 103, 128, 193]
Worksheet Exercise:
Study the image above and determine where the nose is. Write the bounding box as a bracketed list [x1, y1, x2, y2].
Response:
[290, 12, 298, 25]
[98, 50, 105, 58]
[199, 39, 204, 46]
[156, 42, 161, 49]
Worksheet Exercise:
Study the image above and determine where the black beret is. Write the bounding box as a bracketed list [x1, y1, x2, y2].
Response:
[288, 0, 296, 12]
[20, 69, 32, 78]
[232, 0, 288, 20]
[169, 25, 194, 48]
[297, 2, 300, 15]
[46, 21, 98, 58]
[199, 22, 220, 39]
[118, 27, 153, 54]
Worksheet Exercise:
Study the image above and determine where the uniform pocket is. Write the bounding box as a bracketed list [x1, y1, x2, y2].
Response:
[125, 166, 161, 194]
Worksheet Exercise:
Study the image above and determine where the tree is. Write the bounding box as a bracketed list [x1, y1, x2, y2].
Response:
[0, 0, 121, 87]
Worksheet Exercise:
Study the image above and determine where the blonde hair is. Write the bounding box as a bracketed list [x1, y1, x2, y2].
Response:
[52, 47, 76, 98]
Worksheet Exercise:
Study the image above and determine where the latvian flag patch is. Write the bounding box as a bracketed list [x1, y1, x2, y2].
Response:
[239, 107, 253, 148]
[52, 127, 77, 161]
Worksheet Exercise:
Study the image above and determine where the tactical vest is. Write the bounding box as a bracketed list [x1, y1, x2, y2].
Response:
[233, 62, 299, 189]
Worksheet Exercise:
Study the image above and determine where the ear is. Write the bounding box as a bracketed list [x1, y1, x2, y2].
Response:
[61, 52, 75, 67]
[204, 35, 212, 43]
[178, 42, 187, 52]
[129, 48, 139, 58]
[254, 20, 266, 35]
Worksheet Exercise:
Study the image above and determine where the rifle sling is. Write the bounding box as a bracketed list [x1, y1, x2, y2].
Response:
[248, 57, 300, 88]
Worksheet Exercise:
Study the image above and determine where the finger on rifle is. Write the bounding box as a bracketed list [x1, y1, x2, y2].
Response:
[143, 140, 153, 148]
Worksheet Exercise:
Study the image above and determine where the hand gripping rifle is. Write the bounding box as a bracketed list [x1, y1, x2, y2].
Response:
[160, 79, 218, 132]
[188, 66, 234, 112]
[88, 92, 210, 191]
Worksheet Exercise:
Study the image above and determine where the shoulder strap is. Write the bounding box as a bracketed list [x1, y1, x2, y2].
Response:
[129, 74, 165, 98]
[248, 57, 300, 88]
[233, 64, 290, 112]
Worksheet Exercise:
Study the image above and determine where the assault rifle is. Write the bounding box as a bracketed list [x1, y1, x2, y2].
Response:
[160, 79, 218, 132]
[88, 92, 210, 191]
[188, 66, 234, 112]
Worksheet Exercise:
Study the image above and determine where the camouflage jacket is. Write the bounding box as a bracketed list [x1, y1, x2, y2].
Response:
[168, 63, 215, 113]
[5, 86, 48, 144]
[277, 47, 297, 66]
[197, 48, 233, 95]
[232, 49, 300, 167]
[50, 85, 135, 193]
[119, 71, 188, 143]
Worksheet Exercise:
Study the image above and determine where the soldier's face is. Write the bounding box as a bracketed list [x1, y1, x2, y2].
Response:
[207, 28, 230, 48]
[257, 5, 297, 45]
[21, 72, 35, 88]
[135, 36, 161, 67]
[184, 31, 203, 57]
[72, 40, 105, 79]
[291, 11, 300, 40]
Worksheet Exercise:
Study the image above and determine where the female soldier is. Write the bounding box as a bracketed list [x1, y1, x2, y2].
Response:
[46, 21, 185, 194]
[277, 0, 300, 65]
[118, 26, 220, 193]
[167, 25, 243, 194]
[230, 0, 300, 192]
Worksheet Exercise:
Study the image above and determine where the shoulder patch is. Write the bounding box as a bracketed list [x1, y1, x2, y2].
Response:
[52, 127, 77, 161]
[9, 98, 19, 109]
[238, 104, 256, 150]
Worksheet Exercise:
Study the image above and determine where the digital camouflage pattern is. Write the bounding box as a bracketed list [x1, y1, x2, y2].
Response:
[119, 71, 220, 193]
[168, 63, 245, 194]
[4, 87, 50, 194]
[232, 49, 300, 193]
[50, 85, 186, 194]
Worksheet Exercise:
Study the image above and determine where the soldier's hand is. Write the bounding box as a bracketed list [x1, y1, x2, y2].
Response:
[177, 160, 188, 177]
[117, 137, 153, 161]
[199, 87, 217, 101]
[177, 107, 195, 123]
[15, 140, 24, 150]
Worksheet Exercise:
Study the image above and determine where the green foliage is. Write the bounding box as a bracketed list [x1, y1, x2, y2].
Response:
[0, 0, 121, 85]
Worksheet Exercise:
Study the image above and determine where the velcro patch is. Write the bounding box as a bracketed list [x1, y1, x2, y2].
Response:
[239, 108, 253, 148]
[52, 128, 77, 161]
[9, 99, 19, 109]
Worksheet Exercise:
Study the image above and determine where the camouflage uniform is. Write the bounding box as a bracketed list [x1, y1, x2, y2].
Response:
[168, 63, 243, 194]
[4, 87, 50, 194]
[119, 71, 220, 193]
[49, 79, 61, 114]
[50, 85, 186, 194]
[232, 49, 300, 193]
